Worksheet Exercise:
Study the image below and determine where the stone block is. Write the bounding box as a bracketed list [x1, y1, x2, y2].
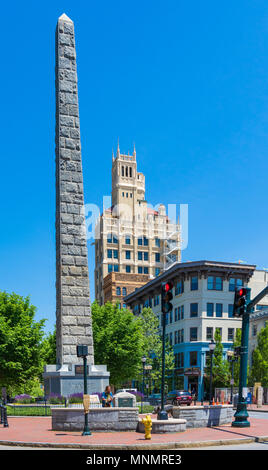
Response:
[60, 115, 74, 127]
[58, 57, 72, 70]
[172, 405, 234, 428]
[137, 418, 186, 434]
[68, 266, 82, 276]
[64, 46, 76, 59]
[67, 204, 80, 214]
[51, 407, 138, 432]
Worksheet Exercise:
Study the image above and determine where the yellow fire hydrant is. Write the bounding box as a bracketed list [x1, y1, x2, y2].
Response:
[142, 414, 152, 440]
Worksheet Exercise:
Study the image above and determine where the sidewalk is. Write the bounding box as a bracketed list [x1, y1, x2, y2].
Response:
[0, 416, 267, 449]
[195, 402, 268, 412]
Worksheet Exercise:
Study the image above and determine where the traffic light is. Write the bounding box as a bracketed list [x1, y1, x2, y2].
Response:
[233, 287, 250, 317]
[161, 281, 173, 313]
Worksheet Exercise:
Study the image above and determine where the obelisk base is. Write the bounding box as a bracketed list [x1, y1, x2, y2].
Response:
[43, 364, 110, 397]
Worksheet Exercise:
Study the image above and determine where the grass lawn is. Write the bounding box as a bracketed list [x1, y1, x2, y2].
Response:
[6, 405, 52, 416]
[6, 403, 155, 416]
[137, 404, 154, 413]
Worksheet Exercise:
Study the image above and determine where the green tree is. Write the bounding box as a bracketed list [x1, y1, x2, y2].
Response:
[136, 308, 175, 391]
[248, 324, 268, 386]
[91, 301, 144, 387]
[0, 291, 46, 395]
[41, 327, 56, 366]
[232, 328, 242, 386]
[205, 329, 230, 391]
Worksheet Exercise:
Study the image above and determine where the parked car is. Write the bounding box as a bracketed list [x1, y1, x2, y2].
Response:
[171, 391, 192, 406]
[149, 393, 161, 400]
[148, 393, 161, 405]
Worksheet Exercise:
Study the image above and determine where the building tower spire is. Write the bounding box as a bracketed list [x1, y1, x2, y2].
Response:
[133, 142, 136, 158]
[116, 138, 120, 158]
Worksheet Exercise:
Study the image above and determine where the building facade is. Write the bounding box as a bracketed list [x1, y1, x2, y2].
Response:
[249, 309, 268, 366]
[123, 260, 267, 400]
[103, 272, 149, 307]
[94, 143, 181, 305]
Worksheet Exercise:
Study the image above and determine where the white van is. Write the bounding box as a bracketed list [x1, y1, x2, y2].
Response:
[116, 388, 137, 394]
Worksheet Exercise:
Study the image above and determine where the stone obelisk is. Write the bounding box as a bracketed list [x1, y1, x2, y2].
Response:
[55, 13, 93, 367]
[44, 14, 109, 396]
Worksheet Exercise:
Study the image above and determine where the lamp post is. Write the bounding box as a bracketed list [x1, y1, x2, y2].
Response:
[227, 349, 239, 404]
[77, 345, 91, 436]
[141, 355, 146, 414]
[209, 340, 216, 405]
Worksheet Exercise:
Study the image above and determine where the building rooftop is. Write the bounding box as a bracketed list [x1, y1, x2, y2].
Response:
[250, 309, 268, 320]
[124, 259, 256, 304]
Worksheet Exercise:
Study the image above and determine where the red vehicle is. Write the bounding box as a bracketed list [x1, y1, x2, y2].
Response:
[172, 391, 192, 406]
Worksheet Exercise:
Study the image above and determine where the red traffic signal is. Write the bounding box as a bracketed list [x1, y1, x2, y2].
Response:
[163, 281, 173, 292]
[238, 288, 247, 297]
[233, 287, 250, 317]
[161, 281, 174, 313]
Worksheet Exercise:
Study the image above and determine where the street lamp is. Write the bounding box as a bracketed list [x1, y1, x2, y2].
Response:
[145, 364, 152, 397]
[227, 349, 239, 404]
[77, 345, 91, 436]
[208, 340, 216, 405]
[141, 355, 147, 414]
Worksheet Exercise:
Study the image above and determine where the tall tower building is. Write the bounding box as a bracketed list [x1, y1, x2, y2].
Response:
[94, 145, 181, 305]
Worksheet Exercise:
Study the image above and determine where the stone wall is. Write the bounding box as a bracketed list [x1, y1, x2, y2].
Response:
[172, 405, 234, 428]
[52, 407, 139, 431]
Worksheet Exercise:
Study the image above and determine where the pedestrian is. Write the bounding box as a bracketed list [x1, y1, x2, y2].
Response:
[101, 385, 114, 407]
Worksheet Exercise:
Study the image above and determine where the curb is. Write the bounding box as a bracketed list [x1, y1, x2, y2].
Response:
[0, 436, 268, 450]
[248, 409, 268, 413]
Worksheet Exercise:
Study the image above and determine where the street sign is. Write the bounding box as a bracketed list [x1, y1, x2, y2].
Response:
[83, 394, 90, 414]
[184, 367, 201, 376]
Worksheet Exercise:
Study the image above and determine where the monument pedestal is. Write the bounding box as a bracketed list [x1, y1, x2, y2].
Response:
[43, 364, 109, 397]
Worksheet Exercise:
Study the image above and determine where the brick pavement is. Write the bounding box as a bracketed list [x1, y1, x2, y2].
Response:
[0, 416, 267, 449]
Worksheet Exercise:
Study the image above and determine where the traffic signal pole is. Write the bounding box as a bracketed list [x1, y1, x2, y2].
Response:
[232, 301, 251, 427]
[232, 285, 268, 428]
[159, 309, 168, 420]
[158, 281, 173, 421]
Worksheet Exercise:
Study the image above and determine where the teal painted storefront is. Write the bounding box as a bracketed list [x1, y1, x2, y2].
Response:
[173, 342, 231, 401]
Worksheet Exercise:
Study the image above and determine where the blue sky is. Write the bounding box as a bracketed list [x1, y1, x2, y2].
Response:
[1, 0, 268, 333]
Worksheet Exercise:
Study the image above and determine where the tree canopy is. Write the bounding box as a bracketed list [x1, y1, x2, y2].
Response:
[249, 323, 268, 386]
[0, 291, 47, 395]
[205, 328, 230, 390]
[91, 301, 144, 387]
[135, 307, 175, 389]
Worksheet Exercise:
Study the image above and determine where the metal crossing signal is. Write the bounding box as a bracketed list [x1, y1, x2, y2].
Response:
[233, 287, 250, 317]
[234, 346, 241, 357]
[161, 281, 173, 313]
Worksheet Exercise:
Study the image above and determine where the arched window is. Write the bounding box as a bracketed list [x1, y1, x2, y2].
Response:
[116, 287, 121, 296]
[121, 166, 124, 176]
[125, 166, 128, 177]
[129, 167, 132, 177]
